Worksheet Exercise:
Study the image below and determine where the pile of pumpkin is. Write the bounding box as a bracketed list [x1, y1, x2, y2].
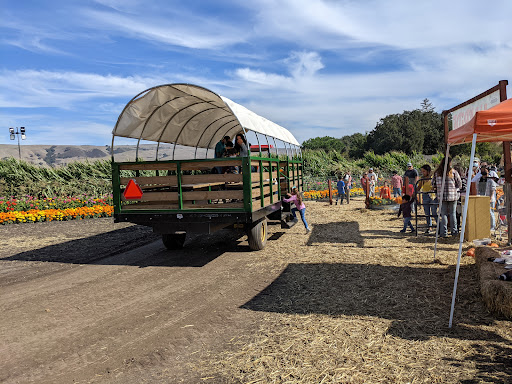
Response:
[466, 242, 499, 257]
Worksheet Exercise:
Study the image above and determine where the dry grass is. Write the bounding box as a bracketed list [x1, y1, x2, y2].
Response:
[194, 198, 512, 383]
[475, 247, 512, 319]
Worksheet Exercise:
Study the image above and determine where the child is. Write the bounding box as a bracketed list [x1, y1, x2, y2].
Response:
[223, 145, 239, 174]
[336, 176, 345, 205]
[379, 181, 391, 199]
[283, 187, 311, 233]
[398, 194, 415, 233]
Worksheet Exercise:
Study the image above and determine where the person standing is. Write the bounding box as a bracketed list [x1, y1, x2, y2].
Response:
[344, 171, 352, 204]
[335, 176, 345, 205]
[391, 171, 403, 197]
[419, 164, 437, 234]
[432, 157, 462, 238]
[398, 194, 415, 233]
[368, 168, 377, 197]
[404, 162, 418, 195]
[478, 169, 499, 231]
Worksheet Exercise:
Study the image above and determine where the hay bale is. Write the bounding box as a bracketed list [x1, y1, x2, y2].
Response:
[475, 246, 512, 319]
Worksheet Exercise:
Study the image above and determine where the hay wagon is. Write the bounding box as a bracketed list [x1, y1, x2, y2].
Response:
[111, 84, 304, 250]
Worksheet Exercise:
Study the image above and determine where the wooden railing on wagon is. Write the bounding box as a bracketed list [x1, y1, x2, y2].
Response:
[113, 157, 303, 212]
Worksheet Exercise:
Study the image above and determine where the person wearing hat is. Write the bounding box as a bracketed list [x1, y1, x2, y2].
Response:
[403, 162, 418, 198]
[367, 168, 377, 197]
[404, 162, 418, 183]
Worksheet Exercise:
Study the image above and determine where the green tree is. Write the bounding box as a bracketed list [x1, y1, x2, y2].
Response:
[366, 111, 424, 155]
[366, 101, 444, 155]
[302, 136, 345, 152]
[420, 98, 435, 112]
[342, 132, 367, 158]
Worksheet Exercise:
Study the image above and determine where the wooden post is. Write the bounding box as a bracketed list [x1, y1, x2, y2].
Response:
[328, 179, 333, 205]
[364, 178, 370, 208]
[498, 80, 512, 244]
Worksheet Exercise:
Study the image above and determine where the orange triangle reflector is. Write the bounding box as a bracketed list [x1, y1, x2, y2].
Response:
[123, 179, 143, 200]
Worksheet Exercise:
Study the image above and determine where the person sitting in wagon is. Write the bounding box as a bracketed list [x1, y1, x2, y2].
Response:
[214, 135, 231, 174]
[235, 133, 249, 157]
[223, 145, 239, 174]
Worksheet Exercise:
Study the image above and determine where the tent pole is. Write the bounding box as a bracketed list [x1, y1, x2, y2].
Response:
[433, 144, 451, 261]
[449, 133, 477, 328]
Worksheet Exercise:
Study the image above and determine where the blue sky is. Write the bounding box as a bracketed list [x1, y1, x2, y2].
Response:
[1, 0, 511, 146]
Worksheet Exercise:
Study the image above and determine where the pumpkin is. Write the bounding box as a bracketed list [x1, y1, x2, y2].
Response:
[466, 248, 475, 257]
[489, 243, 499, 248]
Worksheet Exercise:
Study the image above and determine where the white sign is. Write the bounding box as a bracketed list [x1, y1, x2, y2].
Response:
[451, 90, 500, 130]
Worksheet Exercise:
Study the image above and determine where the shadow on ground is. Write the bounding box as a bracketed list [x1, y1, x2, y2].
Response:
[241, 262, 512, 381]
[2, 226, 251, 268]
[306, 221, 461, 252]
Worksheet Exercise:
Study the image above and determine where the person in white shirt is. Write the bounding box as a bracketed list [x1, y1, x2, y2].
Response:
[485, 170, 499, 231]
[368, 168, 377, 197]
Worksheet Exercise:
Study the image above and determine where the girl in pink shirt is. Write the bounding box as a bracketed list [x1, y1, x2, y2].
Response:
[283, 187, 311, 233]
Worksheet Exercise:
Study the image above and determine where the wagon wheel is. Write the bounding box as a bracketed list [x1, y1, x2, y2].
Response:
[162, 233, 187, 250]
[247, 218, 267, 251]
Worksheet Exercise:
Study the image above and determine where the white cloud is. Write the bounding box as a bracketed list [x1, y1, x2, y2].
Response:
[234, 68, 292, 87]
[249, 0, 511, 50]
[0, 70, 164, 108]
[81, 8, 246, 50]
[286, 51, 324, 78]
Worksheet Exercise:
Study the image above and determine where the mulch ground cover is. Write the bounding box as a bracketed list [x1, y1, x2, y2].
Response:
[194, 198, 512, 383]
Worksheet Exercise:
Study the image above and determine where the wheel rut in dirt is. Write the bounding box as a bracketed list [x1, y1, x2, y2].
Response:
[0, 219, 280, 384]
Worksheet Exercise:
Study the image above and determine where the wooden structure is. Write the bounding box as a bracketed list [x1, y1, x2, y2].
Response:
[438, 81, 512, 327]
[111, 84, 303, 250]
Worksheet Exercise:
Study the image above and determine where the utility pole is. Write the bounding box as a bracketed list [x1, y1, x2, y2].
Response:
[9, 127, 26, 160]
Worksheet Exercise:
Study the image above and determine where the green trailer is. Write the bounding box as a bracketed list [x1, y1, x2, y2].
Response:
[111, 84, 304, 250]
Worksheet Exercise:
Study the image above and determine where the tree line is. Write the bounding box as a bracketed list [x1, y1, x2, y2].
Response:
[302, 99, 502, 164]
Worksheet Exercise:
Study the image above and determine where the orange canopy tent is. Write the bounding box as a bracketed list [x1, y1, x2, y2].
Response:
[443, 97, 512, 327]
[448, 97, 512, 145]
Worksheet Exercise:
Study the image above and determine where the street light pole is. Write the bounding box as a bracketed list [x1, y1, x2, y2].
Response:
[9, 127, 26, 160]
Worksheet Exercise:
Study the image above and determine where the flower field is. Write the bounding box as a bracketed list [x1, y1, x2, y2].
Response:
[303, 187, 367, 200]
[0, 195, 113, 225]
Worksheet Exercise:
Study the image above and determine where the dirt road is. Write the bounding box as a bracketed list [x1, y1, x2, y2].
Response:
[2, 201, 512, 383]
[0, 218, 283, 383]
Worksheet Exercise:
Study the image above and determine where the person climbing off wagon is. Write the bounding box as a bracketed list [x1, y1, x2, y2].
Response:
[283, 187, 311, 234]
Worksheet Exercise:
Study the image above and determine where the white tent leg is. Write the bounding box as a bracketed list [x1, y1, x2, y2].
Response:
[449, 133, 477, 328]
[433, 144, 451, 261]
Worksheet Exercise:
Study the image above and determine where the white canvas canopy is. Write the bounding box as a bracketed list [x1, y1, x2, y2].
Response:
[112, 84, 300, 156]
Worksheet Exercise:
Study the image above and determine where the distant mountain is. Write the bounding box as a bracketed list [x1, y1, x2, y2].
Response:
[0, 144, 209, 167]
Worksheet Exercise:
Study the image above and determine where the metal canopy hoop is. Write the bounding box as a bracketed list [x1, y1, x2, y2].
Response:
[112, 83, 300, 160]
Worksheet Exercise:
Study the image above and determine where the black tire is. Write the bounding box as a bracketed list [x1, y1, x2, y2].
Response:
[247, 218, 267, 251]
[162, 233, 186, 250]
